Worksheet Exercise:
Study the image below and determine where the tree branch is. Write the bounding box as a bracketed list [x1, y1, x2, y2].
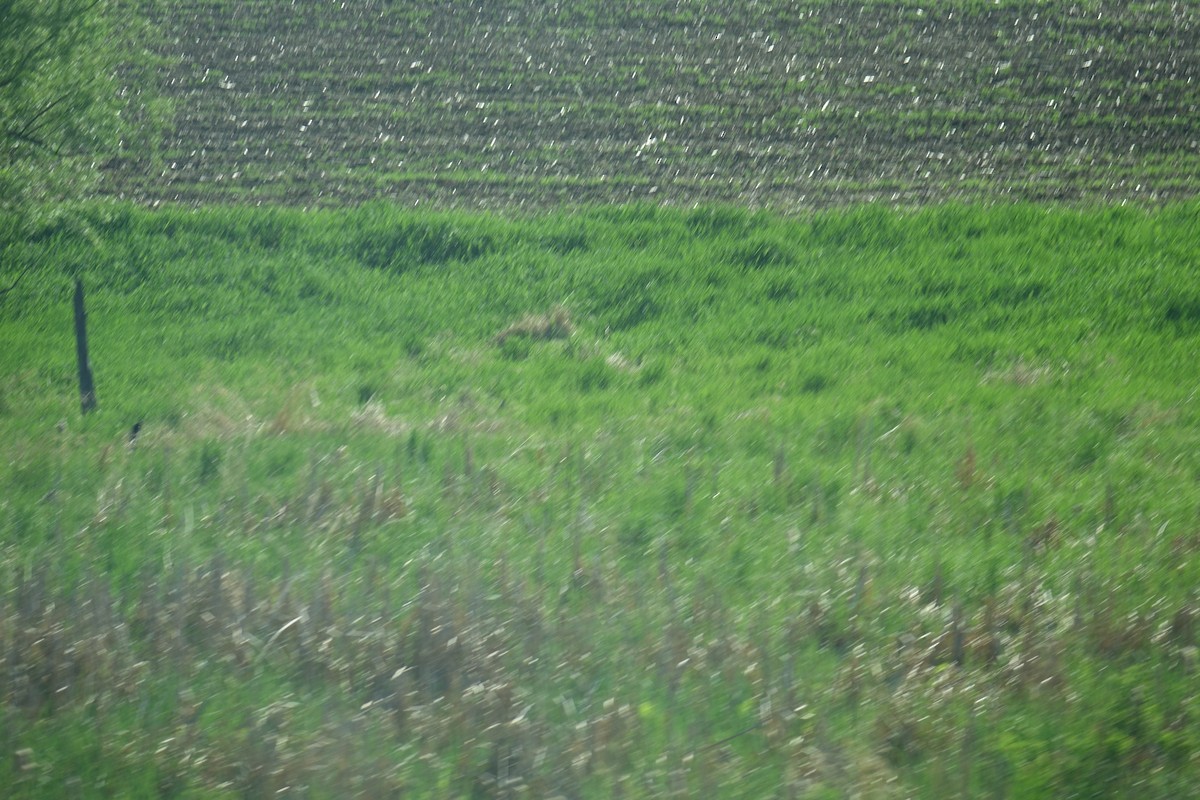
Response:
[0, 262, 36, 297]
[0, 0, 105, 91]
[2, 90, 81, 159]
[14, 91, 77, 144]
[0, 25, 63, 92]
[2, 125, 65, 158]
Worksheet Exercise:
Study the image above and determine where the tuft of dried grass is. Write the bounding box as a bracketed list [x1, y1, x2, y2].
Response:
[982, 359, 1052, 387]
[493, 306, 574, 346]
[351, 400, 410, 436]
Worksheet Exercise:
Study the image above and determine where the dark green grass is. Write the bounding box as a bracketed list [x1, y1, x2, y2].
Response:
[1, 200, 1199, 796]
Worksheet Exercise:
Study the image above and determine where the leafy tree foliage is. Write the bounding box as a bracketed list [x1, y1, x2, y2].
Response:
[1, 0, 157, 289]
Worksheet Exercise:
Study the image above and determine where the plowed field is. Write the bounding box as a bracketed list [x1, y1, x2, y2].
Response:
[103, 0, 1199, 207]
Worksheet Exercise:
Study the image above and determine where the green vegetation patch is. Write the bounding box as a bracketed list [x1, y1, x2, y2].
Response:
[1, 200, 1199, 797]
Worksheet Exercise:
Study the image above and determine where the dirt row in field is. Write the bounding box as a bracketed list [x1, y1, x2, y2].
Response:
[102, 0, 1199, 208]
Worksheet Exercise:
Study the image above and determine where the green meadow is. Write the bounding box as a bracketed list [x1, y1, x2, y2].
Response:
[1, 201, 1198, 797]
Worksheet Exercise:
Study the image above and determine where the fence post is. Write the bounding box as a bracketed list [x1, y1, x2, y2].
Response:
[74, 278, 97, 414]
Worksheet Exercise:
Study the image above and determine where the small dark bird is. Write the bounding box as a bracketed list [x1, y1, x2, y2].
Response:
[128, 421, 142, 447]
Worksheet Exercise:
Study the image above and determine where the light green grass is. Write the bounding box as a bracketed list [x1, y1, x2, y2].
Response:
[1, 200, 1198, 797]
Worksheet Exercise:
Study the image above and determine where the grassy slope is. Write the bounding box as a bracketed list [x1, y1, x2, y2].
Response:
[2, 201, 1200, 797]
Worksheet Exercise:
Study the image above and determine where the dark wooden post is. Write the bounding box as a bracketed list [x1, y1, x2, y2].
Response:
[73, 278, 97, 414]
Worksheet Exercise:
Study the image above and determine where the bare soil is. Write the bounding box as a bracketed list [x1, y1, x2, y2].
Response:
[103, 0, 1200, 208]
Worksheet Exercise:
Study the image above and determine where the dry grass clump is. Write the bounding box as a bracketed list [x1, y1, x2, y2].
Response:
[3, 541, 1196, 797]
[493, 306, 574, 346]
[982, 359, 1053, 387]
[350, 400, 410, 436]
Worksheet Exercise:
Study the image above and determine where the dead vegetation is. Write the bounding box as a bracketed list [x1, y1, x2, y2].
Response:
[982, 359, 1054, 387]
[2, 516, 1195, 796]
[493, 307, 574, 346]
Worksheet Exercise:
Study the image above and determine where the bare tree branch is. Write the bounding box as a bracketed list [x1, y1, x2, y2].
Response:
[7, 92, 78, 155]
[2, 125, 66, 157]
[0, 261, 35, 297]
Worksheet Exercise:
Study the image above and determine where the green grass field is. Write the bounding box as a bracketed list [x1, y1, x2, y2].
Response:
[2, 200, 1199, 797]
